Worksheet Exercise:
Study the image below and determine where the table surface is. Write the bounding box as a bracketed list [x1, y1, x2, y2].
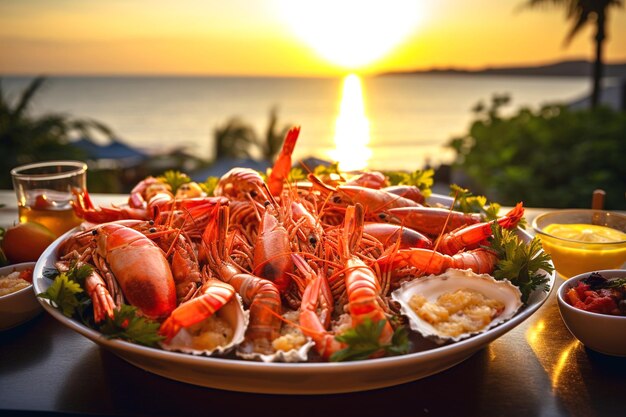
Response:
[1, 190, 625, 417]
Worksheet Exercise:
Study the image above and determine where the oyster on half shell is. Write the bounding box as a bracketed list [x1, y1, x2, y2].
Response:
[391, 268, 523, 344]
[161, 294, 249, 356]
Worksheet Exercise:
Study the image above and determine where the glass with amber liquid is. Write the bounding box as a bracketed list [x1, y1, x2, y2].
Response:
[11, 161, 87, 237]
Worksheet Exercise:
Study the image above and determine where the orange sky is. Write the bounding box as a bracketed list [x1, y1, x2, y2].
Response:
[1, 0, 625, 76]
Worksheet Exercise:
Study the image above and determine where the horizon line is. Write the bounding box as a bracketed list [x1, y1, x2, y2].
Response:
[3, 58, 626, 79]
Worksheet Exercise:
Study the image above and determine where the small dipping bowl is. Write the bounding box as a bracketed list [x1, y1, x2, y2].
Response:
[557, 269, 626, 356]
[532, 209, 626, 278]
[0, 262, 42, 330]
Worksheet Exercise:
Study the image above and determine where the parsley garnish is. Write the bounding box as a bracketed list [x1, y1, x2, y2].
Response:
[487, 224, 553, 303]
[330, 319, 411, 362]
[199, 176, 219, 196]
[384, 169, 434, 197]
[99, 304, 164, 347]
[605, 278, 626, 289]
[158, 170, 190, 194]
[38, 264, 162, 346]
[288, 167, 308, 182]
[449, 184, 502, 221]
[313, 162, 341, 177]
[37, 272, 84, 317]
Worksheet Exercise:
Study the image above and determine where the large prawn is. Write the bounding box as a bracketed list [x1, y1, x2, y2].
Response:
[202, 205, 283, 354]
[293, 254, 343, 359]
[252, 202, 294, 293]
[159, 279, 236, 341]
[267, 125, 301, 196]
[379, 206, 483, 237]
[379, 247, 499, 276]
[308, 174, 420, 214]
[61, 222, 177, 319]
[436, 203, 525, 255]
[296, 204, 394, 360]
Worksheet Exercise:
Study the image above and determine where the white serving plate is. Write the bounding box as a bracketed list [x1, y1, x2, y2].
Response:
[32, 197, 555, 394]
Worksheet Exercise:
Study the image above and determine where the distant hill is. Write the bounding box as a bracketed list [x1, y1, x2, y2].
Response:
[382, 60, 626, 78]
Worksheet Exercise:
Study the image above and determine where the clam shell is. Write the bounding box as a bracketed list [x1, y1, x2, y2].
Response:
[391, 268, 523, 344]
[161, 294, 249, 356]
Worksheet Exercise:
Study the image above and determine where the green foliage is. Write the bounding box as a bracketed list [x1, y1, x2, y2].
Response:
[288, 167, 308, 182]
[449, 184, 502, 221]
[384, 168, 434, 197]
[0, 76, 115, 189]
[37, 272, 84, 317]
[313, 161, 341, 177]
[158, 170, 191, 194]
[213, 117, 257, 159]
[488, 224, 553, 303]
[449, 95, 626, 209]
[330, 319, 411, 362]
[213, 107, 292, 162]
[99, 304, 164, 347]
[199, 176, 219, 196]
[521, 1, 624, 108]
[39, 263, 162, 345]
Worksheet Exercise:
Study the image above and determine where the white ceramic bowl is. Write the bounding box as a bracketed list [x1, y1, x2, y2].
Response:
[557, 269, 626, 356]
[0, 262, 42, 330]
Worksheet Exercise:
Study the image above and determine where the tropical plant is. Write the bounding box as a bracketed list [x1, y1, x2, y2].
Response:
[449, 95, 626, 209]
[258, 107, 292, 162]
[0, 76, 114, 189]
[521, 0, 624, 108]
[212, 107, 292, 163]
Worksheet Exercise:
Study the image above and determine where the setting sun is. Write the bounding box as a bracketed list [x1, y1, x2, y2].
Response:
[276, 0, 423, 70]
[330, 74, 371, 171]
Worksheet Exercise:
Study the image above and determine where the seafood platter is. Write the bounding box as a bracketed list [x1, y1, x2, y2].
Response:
[33, 127, 555, 393]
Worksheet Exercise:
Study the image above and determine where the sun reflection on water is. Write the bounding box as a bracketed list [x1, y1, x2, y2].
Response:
[330, 74, 372, 172]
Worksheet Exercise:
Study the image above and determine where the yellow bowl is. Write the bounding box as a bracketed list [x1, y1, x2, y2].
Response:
[532, 210, 626, 278]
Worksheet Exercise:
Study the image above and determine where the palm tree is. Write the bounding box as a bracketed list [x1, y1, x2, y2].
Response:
[259, 107, 291, 163]
[213, 117, 257, 159]
[522, 0, 624, 108]
[0, 76, 114, 188]
[212, 108, 291, 162]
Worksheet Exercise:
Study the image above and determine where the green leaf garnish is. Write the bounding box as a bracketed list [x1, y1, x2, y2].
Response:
[330, 319, 411, 362]
[449, 184, 504, 221]
[313, 161, 341, 177]
[67, 263, 93, 285]
[384, 169, 434, 197]
[483, 203, 502, 221]
[487, 224, 553, 303]
[199, 176, 219, 196]
[288, 167, 308, 182]
[37, 273, 84, 317]
[99, 304, 164, 347]
[158, 170, 191, 194]
[605, 278, 626, 289]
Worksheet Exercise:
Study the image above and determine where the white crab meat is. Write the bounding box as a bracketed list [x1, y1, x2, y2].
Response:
[391, 268, 523, 344]
[161, 294, 249, 356]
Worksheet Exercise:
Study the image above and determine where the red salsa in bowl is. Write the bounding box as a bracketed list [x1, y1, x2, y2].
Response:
[565, 272, 626, 316]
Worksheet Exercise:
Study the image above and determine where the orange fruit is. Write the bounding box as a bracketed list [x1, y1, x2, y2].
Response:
[1, 222, 56, 263]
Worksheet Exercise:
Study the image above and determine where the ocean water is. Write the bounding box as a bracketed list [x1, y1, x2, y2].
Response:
[2, 74, 590, 171]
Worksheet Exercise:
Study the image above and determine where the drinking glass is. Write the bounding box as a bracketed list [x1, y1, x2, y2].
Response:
[11, 161, 87, 237]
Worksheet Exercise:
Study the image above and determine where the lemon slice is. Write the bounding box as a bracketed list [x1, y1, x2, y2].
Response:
[543, 223, 626, 243]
